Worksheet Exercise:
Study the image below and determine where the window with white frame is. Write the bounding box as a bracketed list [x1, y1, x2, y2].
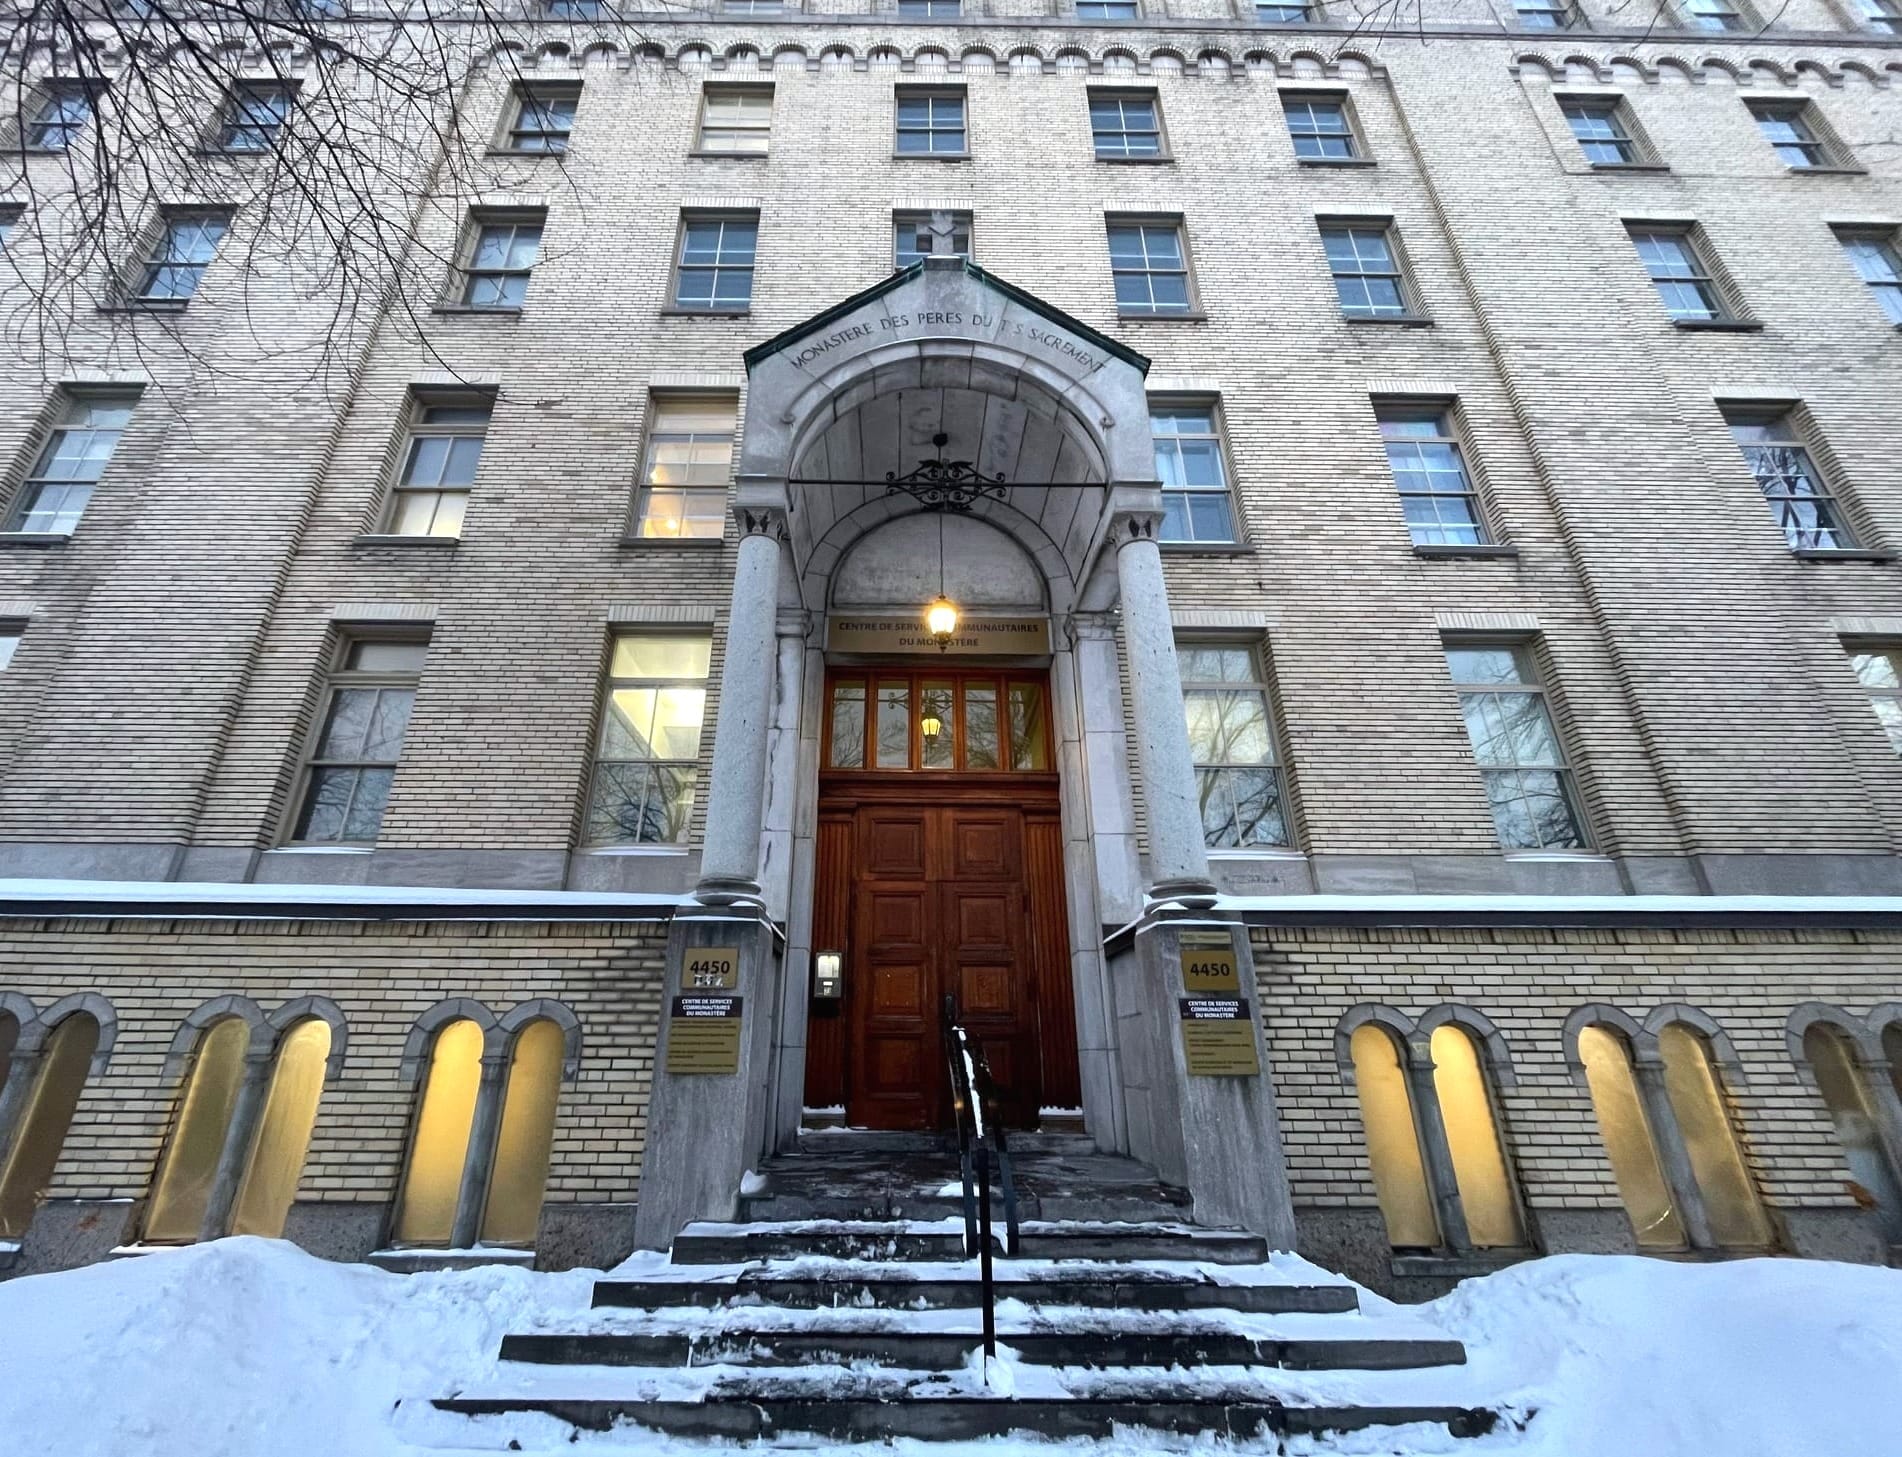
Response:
[545, 0, 605, 15]
[1108, 220, 1192, 315]
[1377, 404, 1489, 547]
[1854, 0, 1902, 31]
[1747, 101, 1836, 169]
[1626, 225, 1730, 323]
[1722, 408, 1856, 551]
[1257, 1, 1316, 19]
[1320, 222, 1411, 318]
[1078, 0, 1139, 15]
[386, 396, 491, 538]
[1514, 0, 1575, 25]
[1559, 97, 1640, 164]
[1178, 645, 1289, 849]
[1151, 405, 1236, 544]
[1281, 94, 1359, 160]
[0, 206, 18, 246]
[698, 87, 772, 155]
[504, 86, 578, 152]
[1090, 92, 1163, 158]
[215, 84, 293, 152]
[1681, 0, 1746, 28]
[1847, 646, 1902, 755]
[724, 0, 783, 11]
[133, 211, 228, 303]
[1836, 229, 1902, 324]
[457, 214, 542, 309]
[894, 210, 971, 269]
[895, 89, 967, 155]
[10, 393, 137, 534]
[584, 635, 712, 845]
[636, 396, 735, 540]
[25, 85, 92, 150]
[289, 636, 428, 845]
[899, 0, 962, 14]
[0, 627, 19, 671]
[673, 214, 757, 311]
[1446, 643, 1588, 852]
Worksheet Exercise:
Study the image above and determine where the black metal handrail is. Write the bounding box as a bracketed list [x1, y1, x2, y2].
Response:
[941, 993, 1021, 1368]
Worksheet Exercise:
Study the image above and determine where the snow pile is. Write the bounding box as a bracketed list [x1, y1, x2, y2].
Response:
[2, 1238, 1900, 1457]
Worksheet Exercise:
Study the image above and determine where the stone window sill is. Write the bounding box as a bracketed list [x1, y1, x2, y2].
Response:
[892, 152, 971, 163]
[1792, 548, 1893, 563]
[1160, 540, 1253, 555]
[1413, 543, 1518, 559]
[1502, 850, 1610, 862]
[1096, 153, 1174, 165]
[619, 534, 728, 548]
[266, 844, 374, 855]
[1346, 313, 1434, 328]
[1296, 156, 1377, 168]
[582, 844, 693, 856]
[1672, 318, 1762, 332]
[485, 147, 570, 158]
[1391, 1250, 1533, 1279]
[432, 304, 523, 317]
[1118, 310, 1208, 323]
[1588, 161, 1671, 173]
[1787, 165, 1868, 177]
[688, 149, 769, 160]
[354, 534, 460, 549]
[1207, 848, 1307, 860]
[0, 531, 71, 548]
[661, 307, 752, 319]
[99, 300, 189, 315]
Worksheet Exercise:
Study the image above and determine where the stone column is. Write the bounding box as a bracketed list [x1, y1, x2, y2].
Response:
[197, 1047, 275, 1243]
[0, 1049, 45, 1178]
[1110, 511, 1216, 902]
[695, 495, 788, 906]
[1633, 1059, 1716, 1250]
[450, 1046, 511, 1250]
[1404, 1037, 1473, 1253]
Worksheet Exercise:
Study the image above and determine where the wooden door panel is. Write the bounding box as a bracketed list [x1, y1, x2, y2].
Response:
[958, 963, 1013, 1017]
[947, 814, 1019, 880]
[862, 813, 928, 878]
[846, 809, 937, 1130]
[868, 962, 928, 1016]
[802, 814, 851, 1112]
[947, 890, 1013, 952]
[866, 891, 927, 947]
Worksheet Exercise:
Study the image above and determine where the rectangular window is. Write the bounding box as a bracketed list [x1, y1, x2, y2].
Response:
[1627, 226, 1727, 322]
[1108, 220, 1192, 316]
[724, 0, 783, 11]
[636, 396, 735, 540]
[290, 637, 429, 845]
[1179, 645, 1289, 849]
[1282, 94, 1358, 160]
[895, 89, 966, 155]
[1258, 2, 1316, 19]
[584, 635, 711, 845]
[1377, 405, 1488, 547]
[1445, 644, 1587, 852]
[0, 205, 18, 246]
[1723, 409, 1856, 551]
[1856, 0, 1902, 31]
[824, 671, 1048, 772]
[1848, 647, 1902, 754]
[1747, 101, 1831, 169]
[1320, 222, 1409, 318]
[1078, 0, 1139, 15]
[216, 84, 293, 152]
[1837, 229, 1902, 324]
[1682, 0, 1745, 28]
[0, 628, 19, 672]
[386, 396, 490, 538]
[25, 85, 91, 150]
[1152, 406, 1236, 544]
[899, 0, 962, 13]
[10, 393, 136, 535]
[134, 211, 228, 302]
[545, 0, 604, 15]
[1515, 0, 1574, 24]
[457, 214, 542, 310]
[505, 86, 577, 152]
[1090, 92, 1163, 159]
[698, 86, 772, 155]
[673, 214, 757, 311]
[894, 210, 972, 269]
[1560, 98, 1639, 164]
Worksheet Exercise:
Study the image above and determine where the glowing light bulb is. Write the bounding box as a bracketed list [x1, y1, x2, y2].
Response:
[924, 596, 959, 646]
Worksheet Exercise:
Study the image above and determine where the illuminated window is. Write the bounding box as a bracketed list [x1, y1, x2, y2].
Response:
[480, 1020, 564, 1245]
[584, 635, 712, 844]
[1802, 1023, 1902, 1241]
[392, 1018, 484, 1246]
[636, 396, 734, 540]
[230, 1019, 332, 1238]
[0, 1012, 100, 1240]
[1430, 1024, 1522, 1248]
[823, 671, 1049, 772]
[145, 1017, 251, 1243]
[1658, 1023, 1774, 1248]
[1349, 1024, 1440, 1250]
[1577, 1023, 1685, 1249]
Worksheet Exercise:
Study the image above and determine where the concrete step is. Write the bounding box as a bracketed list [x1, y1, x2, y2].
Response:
[738, 1189, 1190, 1223]
[431, 1394, 1499, 1444]
[592, 1273, 1361, 1315]
[497, 1327, 1466, 1371]
[669, 1221, 1269, 1266]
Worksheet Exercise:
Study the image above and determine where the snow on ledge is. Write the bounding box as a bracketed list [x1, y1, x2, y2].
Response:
[1208, 891, 1902, 916]
[0, 877, 689, 921]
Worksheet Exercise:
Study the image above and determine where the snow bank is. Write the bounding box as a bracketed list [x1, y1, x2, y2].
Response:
[2, 1239, 1899, 1457]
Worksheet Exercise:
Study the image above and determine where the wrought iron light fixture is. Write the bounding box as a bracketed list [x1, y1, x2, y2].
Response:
[886, 432, 1007, 513]
[923, 513, 960, 650]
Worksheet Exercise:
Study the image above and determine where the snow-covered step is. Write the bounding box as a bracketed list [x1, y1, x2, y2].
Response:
[670, 1218, 1269, 1266]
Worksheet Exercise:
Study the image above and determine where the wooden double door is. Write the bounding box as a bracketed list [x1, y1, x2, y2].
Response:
[806, 782, 1078, 1131]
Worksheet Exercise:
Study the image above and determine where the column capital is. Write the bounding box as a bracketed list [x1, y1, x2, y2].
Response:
[1108, 508, 1165, 550]
[737, 505, 789, 541]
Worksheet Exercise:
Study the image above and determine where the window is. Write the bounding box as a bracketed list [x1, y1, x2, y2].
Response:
[1152, 406, 1236, 544]
[894, 210, 972, 269]
[900, 0, 962, 13]
[673, 214, 757, 311]
[1090, 93, 1163, 159]
[1320, 222, 1410, 318]
[457, 214, 542, 309]
[698, 87, 772, 155]
[1854, 0, 1902, 31]
[895, 89, 967, 156]
[1748, 101, 1833, 169]
[1445, 643, 1588, 851]
[215, 84, 293, 152]
[387, 395, 490, 537]
[1514, 0, 1574, 24]
[825, 670, 1049, 772]
[1836, 230, 1902, 324]
[1800, 1023, 1902, 1242]
[1681, 0, 1745, 27]
[636, 396, 734, 540]
[1179, 645, 1287, 848]
[1350, 1023, 1441, 1250]
[0, 1009, 101, 1241]
[392, 1008, 570, 1248]
[1377, 405, 1488, 547]
[1626, 226, 1729, 323]
[1847, 646, 1902, 754]
[505, 86, 577, 152]
[134, 211, 228, 302]
[1078, 0, 1139, 15]
[0, 629, 18, 670]
[0, 205, 18, 246]
[25, 84, 92, 150]
[1723, 409, 1856, 551]
[545, 0, 604, 14]
[1108, 221, 1192, 315]
[1258, 1, 1316, 19]
[10, 393, 135, 535]
[1560, 97, 1639, 164]
[584, 635, 711, 844]
[1657, 1022, 1775, 1248]
[724, 0, 783, 11]
[1577, 1024, 1685, 1249]
[289, 636, 428, 845]
[1282, 94, 1358, 160]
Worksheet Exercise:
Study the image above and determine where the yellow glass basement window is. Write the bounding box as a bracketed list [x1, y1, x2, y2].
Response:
[479, 1020, 565, 1246]
[392, 1019, 484, 1246]
[1803, 1024, 1902, 1233]
[1349, 1024, 1440, 1249]
[1658, 1024, 1775, 1249]
[145, 1017, 249, 1243]
[1429, 1025, 1523, 1248]
[1577, 1025, 1684, 1249]
[230, 1019, 332, 1239]
[0, 1013, 99, 1240]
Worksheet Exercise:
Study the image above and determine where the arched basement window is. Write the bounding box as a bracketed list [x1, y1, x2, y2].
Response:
[145, 1016, 251, 1243]
[0, 1012, 100, 1240]
[230, 1018, 332, 1238]
[1657, 1023, 1774, 1249]
[1430, 1024, 1523, 1248]
[479, 1019, 564, 1246]
[1802, 1024, 1902, 1238]
[1884, 1022, 1902, 1105]
[392, 1017, 484, 1246]
[1349, 1024, 1440, 1249]
[1577, 1024, 1685, 1249]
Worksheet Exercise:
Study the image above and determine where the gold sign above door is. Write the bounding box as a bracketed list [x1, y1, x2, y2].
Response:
[827, 615, 1051, 657]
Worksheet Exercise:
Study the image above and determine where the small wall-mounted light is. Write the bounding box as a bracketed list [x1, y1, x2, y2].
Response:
[814, 950, 844, 1001]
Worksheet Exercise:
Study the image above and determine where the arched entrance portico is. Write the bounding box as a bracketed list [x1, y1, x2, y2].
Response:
[632, 259, 1294, 1250]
